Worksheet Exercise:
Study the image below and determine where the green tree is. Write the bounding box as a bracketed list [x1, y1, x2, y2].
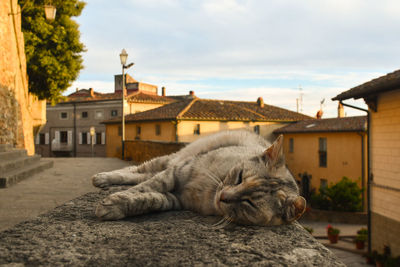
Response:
[310, 177, 362, 212]
[19, 0, 86, 101]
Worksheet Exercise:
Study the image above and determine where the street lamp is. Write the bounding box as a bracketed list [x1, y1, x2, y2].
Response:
[9, 2, 57, 21]
[119, 49, 134, 160]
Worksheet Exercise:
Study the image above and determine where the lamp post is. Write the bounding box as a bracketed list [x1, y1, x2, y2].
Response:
[119, 49, 134, 160]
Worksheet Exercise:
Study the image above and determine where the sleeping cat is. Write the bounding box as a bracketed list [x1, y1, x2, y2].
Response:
[92, 130, 306, 226]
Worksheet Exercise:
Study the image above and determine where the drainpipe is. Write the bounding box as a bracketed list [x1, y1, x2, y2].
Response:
[357, 131, 365, 212]
[73, 103, 77, 157]
[339, 101, 371, 254]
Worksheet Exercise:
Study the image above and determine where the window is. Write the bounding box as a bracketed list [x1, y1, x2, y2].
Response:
[95, 110, 103, 119]
[60, 112, 68, 119]
[319, 137, 327, 167]
[254, 125, 260, 134]
[289, 138, 294, 153]
[111, 110, 118, 117]
[60, 131, 68, 143]
[81, 111, 88, 118]
[320, 179, 328, 189]
[96, 132, 102, 145]
[82, 132, 88, 144]
[39, 133, 45, 144]
[155, 124, 161, 136]
[194, 124, 200, 135]
[136, 126, 141, 135]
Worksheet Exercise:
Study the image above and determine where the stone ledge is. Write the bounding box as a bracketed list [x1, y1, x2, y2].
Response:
[0, 190, 345, 266]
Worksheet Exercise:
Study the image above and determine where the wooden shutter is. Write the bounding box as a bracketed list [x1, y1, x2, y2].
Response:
[67, 131, 72, 145]
[45, 133, 49, 144]
[87, 132, 91, 144]
[101, 132, 105, 145]
[78, 132, 82, 145]
[35, 134, 39, 144]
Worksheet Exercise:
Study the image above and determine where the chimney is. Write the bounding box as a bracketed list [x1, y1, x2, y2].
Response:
[89, 88, 94, 97]
[162, 87, 166, 96]
[189, 90, 195, 96]
[338, 103, 345, 118]
[257, 97, 264, 108]
[316, 109, 323, 119]
[76, 88, 79, 92]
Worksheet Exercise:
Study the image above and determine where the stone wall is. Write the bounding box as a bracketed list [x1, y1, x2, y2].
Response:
[124, 140, 186, 163]
[0, 0, 46, 155]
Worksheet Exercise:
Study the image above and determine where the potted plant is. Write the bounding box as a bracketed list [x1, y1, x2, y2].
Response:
[326, 225, 340, 244]
[355, 228, 368, 250]
[355, 234, 367, 249]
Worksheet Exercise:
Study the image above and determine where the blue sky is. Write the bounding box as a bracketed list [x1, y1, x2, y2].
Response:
[65, 0, 400, 118]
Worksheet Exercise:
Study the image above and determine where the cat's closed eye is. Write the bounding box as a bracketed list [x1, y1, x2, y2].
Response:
[242, 198, 257, 209]
[236, 170, 243, 185]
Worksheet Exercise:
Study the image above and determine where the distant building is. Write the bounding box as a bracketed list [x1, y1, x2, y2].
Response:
[35, 75, 173, 157]
[103, 96, 311, 158]
[274, 116, 368, 210]
[333, 69, 400, 257]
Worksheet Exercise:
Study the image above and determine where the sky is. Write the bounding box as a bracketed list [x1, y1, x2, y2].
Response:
[65, 0, 400, 118]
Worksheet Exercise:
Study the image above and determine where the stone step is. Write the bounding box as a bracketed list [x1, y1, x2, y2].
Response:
[0, 155, 41, 174]
[0, 144, 12, 152]
[0, 149, 27, 161]
[0, 159, 54, 188]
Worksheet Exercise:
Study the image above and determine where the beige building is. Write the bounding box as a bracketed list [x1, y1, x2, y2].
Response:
[274, 116, 368, 210]
[333, 69, 400, 256]
[103, 96, 311, 158]
[35, 76, 173, 157]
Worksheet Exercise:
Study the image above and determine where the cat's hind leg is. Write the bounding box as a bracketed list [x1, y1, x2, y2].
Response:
[95, 191, 181, 220]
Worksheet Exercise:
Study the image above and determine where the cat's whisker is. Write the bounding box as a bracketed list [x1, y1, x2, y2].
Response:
[212, 217, 227, 227]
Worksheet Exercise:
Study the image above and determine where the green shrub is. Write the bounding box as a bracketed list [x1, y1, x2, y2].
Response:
[310, 177, 362, 212]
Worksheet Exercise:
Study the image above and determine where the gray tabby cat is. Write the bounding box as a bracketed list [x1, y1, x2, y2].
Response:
[92, 130, 306, 226]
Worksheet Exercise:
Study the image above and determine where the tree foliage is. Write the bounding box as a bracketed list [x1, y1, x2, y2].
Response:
[19, 0, 86, 101]
[310, 177, 363, 212]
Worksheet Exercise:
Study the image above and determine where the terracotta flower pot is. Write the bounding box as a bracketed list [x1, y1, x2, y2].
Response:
[356, 240, 365, 250]
[328, 234, 339, 244]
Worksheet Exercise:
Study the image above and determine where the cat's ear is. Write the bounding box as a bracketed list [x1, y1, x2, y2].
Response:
[263, 135, 285, 169]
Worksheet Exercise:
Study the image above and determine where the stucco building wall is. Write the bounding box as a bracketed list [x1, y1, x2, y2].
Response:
[0, 0, 46, 155]
[282, 132, 367, 194]
[370, 89, 400, 255]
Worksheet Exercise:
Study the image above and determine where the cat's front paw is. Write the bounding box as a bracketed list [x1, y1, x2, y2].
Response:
[95, 193, 128, 220]
[92, 172, 111, 189]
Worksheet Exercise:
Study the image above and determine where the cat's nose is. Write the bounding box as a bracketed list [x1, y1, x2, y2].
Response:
[293, 196, 306, 219]
[220, 192, 228, 203]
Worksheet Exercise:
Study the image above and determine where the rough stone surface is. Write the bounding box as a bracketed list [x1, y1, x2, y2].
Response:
[0, 188, 345, 266]
[0, 0, 46, 154]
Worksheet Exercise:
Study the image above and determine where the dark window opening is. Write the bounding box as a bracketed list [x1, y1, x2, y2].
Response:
[60, 112, 68, 119]
[136, 126, 141, 136]
[82, 132, 88, 144]
[194, 124, 200, 135]
[60, 131, 68, 143]
[39, 133, 45, 145]
[81, 111, 88, 118]
[96, 133, 102, 145]
[111, 110, 118, 117]
[155, 124, 161, 136]
[319, 137, 327, 167]
[254, 125, 260, 134]
[289, 138, 294, 153]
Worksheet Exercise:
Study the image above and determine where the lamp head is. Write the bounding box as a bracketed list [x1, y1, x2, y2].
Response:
[120, 49, 128, 66]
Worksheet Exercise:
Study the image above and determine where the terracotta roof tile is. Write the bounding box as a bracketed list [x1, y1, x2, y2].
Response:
[333, 69, 400, 101]
[273, 116, 367, 133]
[103, 98, 312, 124]
[61, 89, 173, 104]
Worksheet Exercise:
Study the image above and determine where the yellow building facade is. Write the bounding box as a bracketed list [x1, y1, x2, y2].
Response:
[333, 69, 400, 257]
[274, 116, 368, 210]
